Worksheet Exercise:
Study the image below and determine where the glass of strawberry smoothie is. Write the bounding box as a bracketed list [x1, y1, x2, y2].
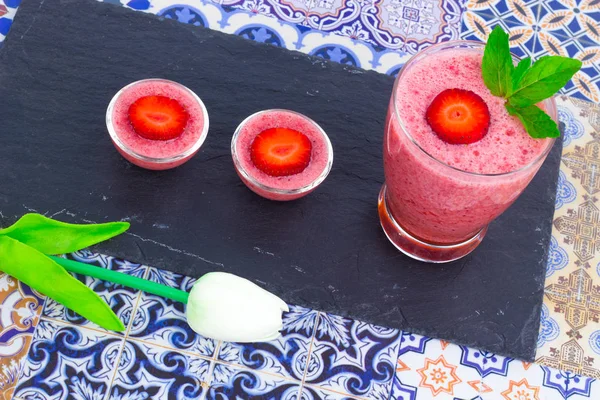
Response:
[106, 78, 209, 170]
[232, 109, 333, 201]
[380, 41, 557, 263]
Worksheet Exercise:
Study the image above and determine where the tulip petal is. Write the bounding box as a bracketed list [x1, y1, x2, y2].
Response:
[186, 272, 288, 343]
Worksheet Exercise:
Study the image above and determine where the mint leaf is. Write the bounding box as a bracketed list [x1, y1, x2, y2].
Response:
[505, 103, 560, 139]
[511, 57, 531, 93]
[505, 103, 518, 116]
[482, 25, 514, 97]
[508, 56, 582, 107]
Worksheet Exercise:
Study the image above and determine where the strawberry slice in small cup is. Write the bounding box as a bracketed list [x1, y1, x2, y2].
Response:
[128, 95, 190, 141]
[232, 109, 333, 201]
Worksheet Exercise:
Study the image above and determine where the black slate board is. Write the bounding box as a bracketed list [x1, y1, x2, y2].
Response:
[0, 0, 562, 360]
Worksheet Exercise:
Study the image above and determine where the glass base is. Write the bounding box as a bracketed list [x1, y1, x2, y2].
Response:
[378, 184, 487, 263]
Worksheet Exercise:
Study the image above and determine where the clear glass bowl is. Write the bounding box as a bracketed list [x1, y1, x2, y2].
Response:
[106, 78, 209, 170]
[231, 109, 334, 201]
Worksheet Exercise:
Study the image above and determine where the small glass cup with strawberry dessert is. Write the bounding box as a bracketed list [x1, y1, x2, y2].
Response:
[380, 27, 581, 263]
[231, 109, 333, 201]
[106, 78, 209, 170]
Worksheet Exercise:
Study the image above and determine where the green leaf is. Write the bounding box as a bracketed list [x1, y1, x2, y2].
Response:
[508, 56, 582, 107]
[505, 103, 560, 139]
[0, 236, 125, 331]
[511, 57, 531, 93]
[505, 103, 518, 116]
[482, 25, 514, 98]
[0, 214, 129, 255]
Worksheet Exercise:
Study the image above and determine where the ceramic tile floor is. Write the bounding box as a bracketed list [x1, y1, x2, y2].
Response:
[1, 0, 600, 398]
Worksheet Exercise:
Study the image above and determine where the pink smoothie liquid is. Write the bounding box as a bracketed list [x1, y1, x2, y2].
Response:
[107, 79, 208, 170]
[383, 46, 555, 246]
[233, 110, 333, 201]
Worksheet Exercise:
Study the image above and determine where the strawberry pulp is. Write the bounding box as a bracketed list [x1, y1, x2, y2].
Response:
[108, 79, 208, 170]
[233, 110, 332, 201]
[383, 46, 555, 247]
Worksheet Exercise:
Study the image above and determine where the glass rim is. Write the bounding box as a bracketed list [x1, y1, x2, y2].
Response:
[106, 78, 210, 164]
[391, 39, 557, 178]
[231, 109, 334, 196]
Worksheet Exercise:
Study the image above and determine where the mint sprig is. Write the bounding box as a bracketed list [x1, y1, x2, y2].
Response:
[482, 26, 582, 139]
[508, 56, 582, 107]
[482, 26, 513, 97]
[506, 103, 560, 139]
[511, 57, 530, 93]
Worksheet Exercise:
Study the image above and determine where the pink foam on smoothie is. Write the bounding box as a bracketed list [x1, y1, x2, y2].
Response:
[395, 50, 551, 174]
[111, 80, 206, 159]
[235, 111, 330, 191]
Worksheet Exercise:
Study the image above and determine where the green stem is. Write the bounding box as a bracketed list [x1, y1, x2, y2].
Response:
[50, 256, 190, 304]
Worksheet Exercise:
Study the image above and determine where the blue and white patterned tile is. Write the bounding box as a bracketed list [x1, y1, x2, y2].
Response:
[555, 170, 578, 210]
[302, 33, 372, 67]
[361, 0, 465, 53]
[398, 332, 430, 357]
[302, 385, 362, 399]
[546, 234, 570, 277]
[154, 0, 228, 30]
[222, 10, 302, 48]
[0, 0, 19, 9]
[207, 362, 302, 399]
[128, 267, 217, 358]
[589, 330, 600, 357]
[220, 8, 380, 68]
[537, 304, 560, 349]
[232, 0, 275, 17]
[459, 346, 512, 379]
[159, 3, 209, 26]
[539, 365, 597, 399]
[0, 0, 18, 44]
[264, 0, 362, 33]
[461, 0, 600, 103]
[389, 375, 418, 400]
[402, 0, 466, 54]
[124, 0, 152, 11]
[108, 339, 211, 399]
[41, 252, 144, 334]
[14, 319, 123, 400]
[371, 49, 410, 75]
[142, 0, 409, 73]
[333, 20, 375, 46]
[301, 314, 400, 400]
[559, 103, 586, 148]
[216, 304, 317, 381]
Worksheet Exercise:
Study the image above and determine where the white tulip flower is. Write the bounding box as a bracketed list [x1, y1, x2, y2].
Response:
[186, 272, 289, 342]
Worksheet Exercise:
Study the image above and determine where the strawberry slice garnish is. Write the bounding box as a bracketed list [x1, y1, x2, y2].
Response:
[128, 95, 189, 141]
[250, 128, 312, 177]
[425, 89, 490, 145]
